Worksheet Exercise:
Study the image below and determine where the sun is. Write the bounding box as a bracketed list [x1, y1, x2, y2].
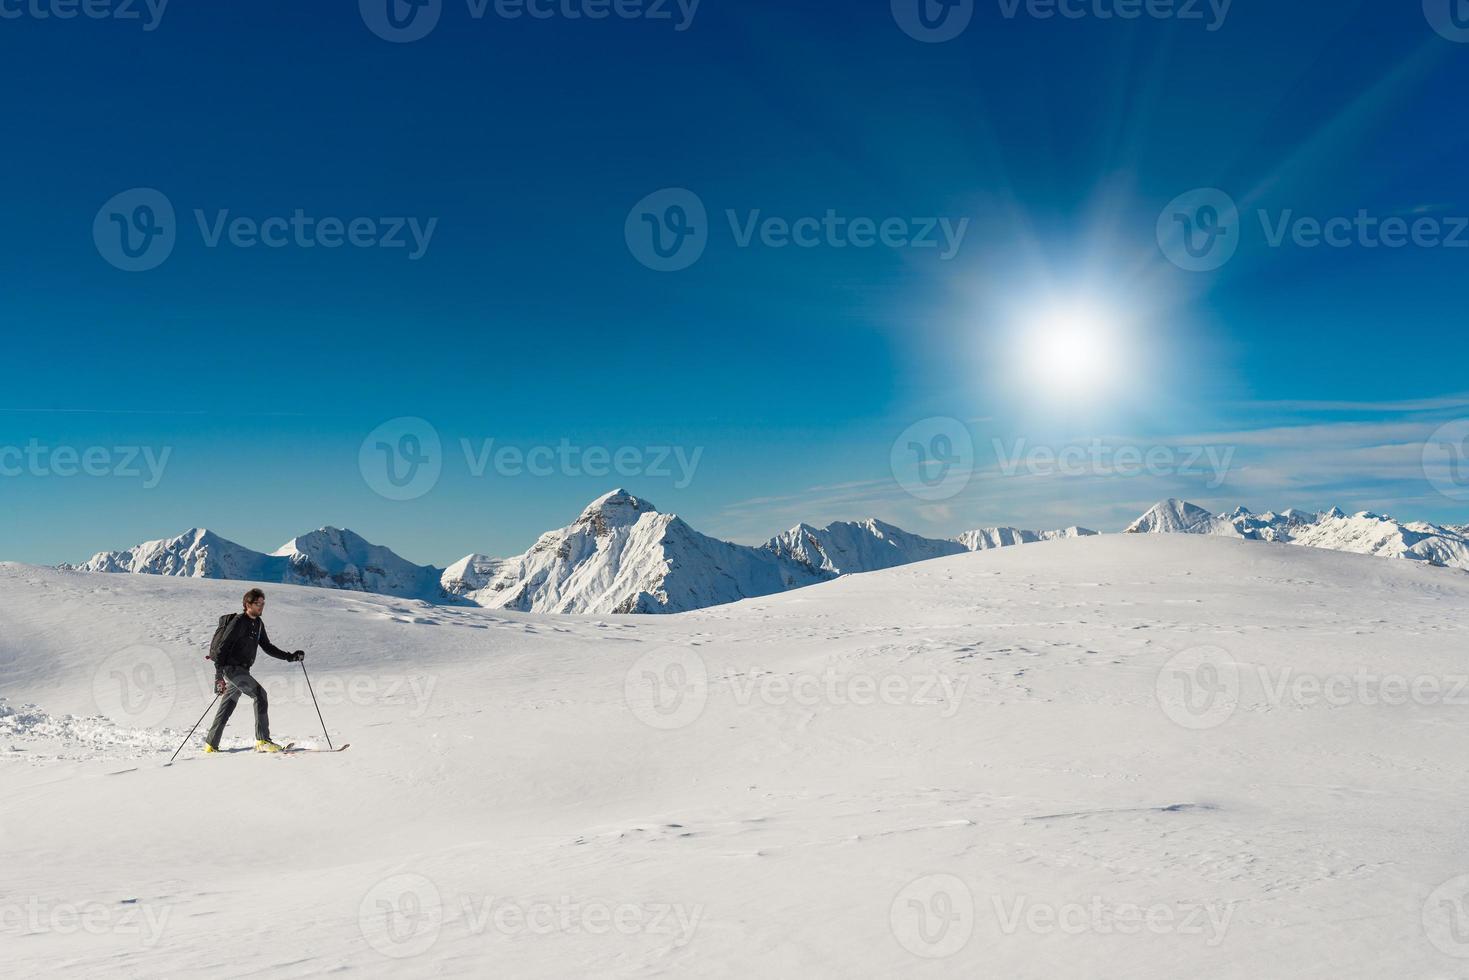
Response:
[1016, 301, 1124, 402]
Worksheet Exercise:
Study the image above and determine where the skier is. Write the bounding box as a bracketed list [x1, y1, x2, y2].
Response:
[203, 588, 305, 753]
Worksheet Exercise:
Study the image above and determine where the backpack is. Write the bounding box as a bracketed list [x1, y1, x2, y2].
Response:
[207, 613, 239, 663]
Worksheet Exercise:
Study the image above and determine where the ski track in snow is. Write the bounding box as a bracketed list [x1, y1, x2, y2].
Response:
[2, 534, 1469, 977]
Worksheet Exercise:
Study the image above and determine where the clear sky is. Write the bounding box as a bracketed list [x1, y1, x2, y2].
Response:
[2, 0, 1467, 567]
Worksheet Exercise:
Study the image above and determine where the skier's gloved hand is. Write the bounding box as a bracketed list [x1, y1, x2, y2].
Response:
[214, 676, 227, 695]
[291, 650, 306, 662]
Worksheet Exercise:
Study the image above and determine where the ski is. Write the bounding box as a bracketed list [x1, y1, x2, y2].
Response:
[283, 743, 350, 754]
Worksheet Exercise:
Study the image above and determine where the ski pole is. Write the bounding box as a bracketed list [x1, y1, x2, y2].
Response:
[300, 660, 333, 750]
[169, 694, 220, 765]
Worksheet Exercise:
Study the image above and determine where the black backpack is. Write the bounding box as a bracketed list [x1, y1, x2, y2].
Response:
[207, 613, 239, 663]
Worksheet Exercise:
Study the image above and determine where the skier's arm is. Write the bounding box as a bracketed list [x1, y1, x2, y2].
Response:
[258, 623, 295, 661]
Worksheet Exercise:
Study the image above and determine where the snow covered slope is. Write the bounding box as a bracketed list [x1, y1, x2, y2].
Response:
[1127, 499, 1469, 570]
[448, 490, 826, 614]
[5, 534, 1469, 976]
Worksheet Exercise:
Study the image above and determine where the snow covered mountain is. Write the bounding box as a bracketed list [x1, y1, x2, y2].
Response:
[763, 519, 965, 575]
[61, 528, 289, 580]
[65, 527, 444, 600]
[273, 526, 444, 598]
[1124, 499, 1245, 536]
[1126, 499, 1469, 571]
[443, 490, 826, 614]
[763, 518, 1097, 577]
[956, 525, 1098, 551]
[59, 492, 1109, 613]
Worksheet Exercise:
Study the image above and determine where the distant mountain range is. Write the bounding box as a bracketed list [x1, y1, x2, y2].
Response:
[1125, 498, 1469, 570]
[59, 491, 1466, 612]
[59, 490, 1096, 613]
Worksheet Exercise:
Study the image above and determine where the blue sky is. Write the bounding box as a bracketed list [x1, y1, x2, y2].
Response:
[1, 0, 1467, 567]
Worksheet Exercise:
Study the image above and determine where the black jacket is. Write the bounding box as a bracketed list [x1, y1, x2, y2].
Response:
[214, 612, 294, 671]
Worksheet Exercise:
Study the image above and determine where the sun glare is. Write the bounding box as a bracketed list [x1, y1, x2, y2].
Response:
[1018, 301, 1123, 402]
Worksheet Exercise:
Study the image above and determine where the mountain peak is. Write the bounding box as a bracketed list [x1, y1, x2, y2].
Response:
[1125, 499, 1227, 535]
[575, 489, 659, 533]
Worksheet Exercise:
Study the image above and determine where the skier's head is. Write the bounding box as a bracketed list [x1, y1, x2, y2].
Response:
[242, 588, 266, 617]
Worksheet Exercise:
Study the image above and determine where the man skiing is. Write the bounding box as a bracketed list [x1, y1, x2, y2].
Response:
[204, 588, 305, 753]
